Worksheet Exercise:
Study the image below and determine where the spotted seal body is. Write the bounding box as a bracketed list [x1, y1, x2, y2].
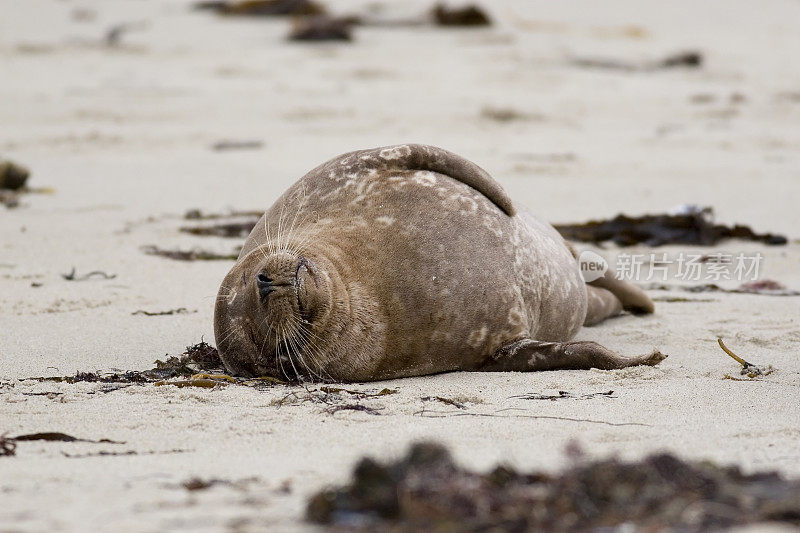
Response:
[214, 144, 664, 381]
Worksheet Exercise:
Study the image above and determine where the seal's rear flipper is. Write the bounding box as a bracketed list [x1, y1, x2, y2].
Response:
[348, 144, 516, 217]
[480, 339, 666, 371]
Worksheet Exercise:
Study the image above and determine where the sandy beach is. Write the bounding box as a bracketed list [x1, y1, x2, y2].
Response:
[1, 0, 799, 530]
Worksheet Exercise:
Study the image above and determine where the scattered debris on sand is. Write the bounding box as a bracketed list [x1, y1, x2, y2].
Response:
[10, 432, 124, 444]
[0, 159, 30, 190]
[61, 267, 117, 281]
[511, 390, 615, 401]
[183, 208, 263, 220]
[104, 21, 149, 48]
[307, 442, 800, 531]
[659, 51, 703, 68]
[0, 435, 17, 457]
[182, 477, 259, 491]
[141, 245, 240, 261]
[63, 448, 190, 459]
[180, 220, 259, 238]
[651, 296, 715, 303]
[320, 387, 397, 399]
[646, 280, 799, 297]
[0, 190, 20, 208]
[555, 207, 786, 246]
[132, 307, 196, 316]
[176, 209, 262, 239]
[737, 279, 797, 294]
[270, 387, 398, 411]
[325, 404, 382, 416]
[717, 338, 774, 379]
[432, 3, 491, 26]
[0, 159, 31, 208]
[24, 342, 227, 385]
[211, 139, 264, 151]
[288, 15, 354, 42]
[2, 432, 125, 457]
[195, 0, 325, 16]
[421, 396, 467, 409]
[571, 50, 703, 71]
[480, 106, 541, 122]
[21, 342, 289, 390]
[154, 373, 235, 388]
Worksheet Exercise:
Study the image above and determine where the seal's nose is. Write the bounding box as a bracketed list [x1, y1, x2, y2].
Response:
[256, 272, 274, 300]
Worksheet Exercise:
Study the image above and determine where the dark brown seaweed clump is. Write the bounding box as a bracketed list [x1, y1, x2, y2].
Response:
[572, 50, 703, 72]
[180, 220, 258, 238]
[28, 342, 225, 384]
[288, 15, 355, 42]
[141, 245, 240, 261]
[0, 160, 30, 190]
[432, 4, 491, 26]
[196, 0, 325, 16]
[0, 435, 17, 457]
[555, 208, 786, 246]
[307, 442, 800, 531]
[0, 159, 31, 208]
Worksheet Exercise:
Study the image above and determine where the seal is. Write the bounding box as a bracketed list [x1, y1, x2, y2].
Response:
[214, 144, 665, 381]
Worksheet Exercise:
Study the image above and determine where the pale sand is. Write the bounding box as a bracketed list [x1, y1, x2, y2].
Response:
[1, 0, 799, 531]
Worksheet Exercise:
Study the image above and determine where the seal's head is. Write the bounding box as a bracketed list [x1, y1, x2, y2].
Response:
[214, 247, 335, 379]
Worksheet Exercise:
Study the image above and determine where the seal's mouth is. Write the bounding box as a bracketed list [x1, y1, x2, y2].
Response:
[252, 321, 315, 382]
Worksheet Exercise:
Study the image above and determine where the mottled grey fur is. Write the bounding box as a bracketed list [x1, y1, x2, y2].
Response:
[214, 144, 664, 381]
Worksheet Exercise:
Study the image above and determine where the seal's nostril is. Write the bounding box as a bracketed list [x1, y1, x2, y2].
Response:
[256, 272, 274, 300]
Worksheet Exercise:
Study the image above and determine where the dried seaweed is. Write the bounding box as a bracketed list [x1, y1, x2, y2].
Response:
[269, 386, 396, 409]
[421, 396, 466, 409]
[10, 432, 124, 444]
[181, 476, 260, 491]
[652, 296, 715, 303]
[432, 4, 491, 26]
[154, 378, 224, 388]
[647, 280, 799, 297]
[320, 387, 397, 399]
[307, 442, 800, 531]
[23, 342, 226, 385]
[0, 435, 17, 457]
[63, 449, 190, 459]
[61, 267, 117, 281]
[718, 338, 774, 379]
[0, 159, 30, 190]
[289, 16, 354, 42]
[571, 50, 703, 72]
[196, 0, 325, 16]
[555, 208, 786, 246]
[325, 404, 382, 416]
[132, 307, 195, 316]
[415, 409, 647, 427]
[211, 140, 263, 151]
[180, 220, 258, 238]
[511, 390, 615, 401]
[0, 189, 20, 208]
[141, 245, 240, 261]
[184, 209, 263, 220]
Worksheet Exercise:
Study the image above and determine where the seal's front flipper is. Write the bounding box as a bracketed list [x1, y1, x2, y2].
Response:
[584, 286, 623, 326]
[480, 339, 666, 372]
[588, 269, 654, 315]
